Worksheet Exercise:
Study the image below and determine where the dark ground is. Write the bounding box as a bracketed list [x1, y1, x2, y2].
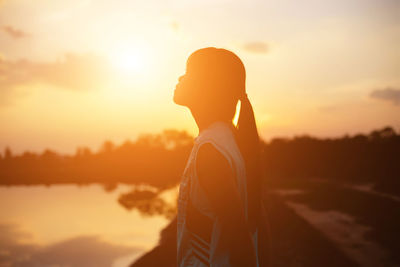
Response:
[272, 178, 400, 267]
[130, 180, 371, 267]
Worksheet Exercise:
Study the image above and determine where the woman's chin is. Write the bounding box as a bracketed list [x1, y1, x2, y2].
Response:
[172, 90, 182, 103]
[173, 93, 183, 105]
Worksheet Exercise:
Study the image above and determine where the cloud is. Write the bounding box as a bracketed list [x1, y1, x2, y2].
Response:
[318, 105, 338, 113]
[0, 53, 119, 108]
[2, 25, 30, 39]
[170, 21, 179, 31]
[0, 53, 113, 105]
[242, 42, 269, 54]
[0, 222, 142, 267]
[370, 87, 400, 106]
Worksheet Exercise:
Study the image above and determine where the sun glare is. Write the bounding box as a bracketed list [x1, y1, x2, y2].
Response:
[109, 44, 151, 77]
[113, 52, 142, 73]
[104, 42, 157, 99]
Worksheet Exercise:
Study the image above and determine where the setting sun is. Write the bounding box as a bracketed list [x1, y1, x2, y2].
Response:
[109, 44, 151, 77]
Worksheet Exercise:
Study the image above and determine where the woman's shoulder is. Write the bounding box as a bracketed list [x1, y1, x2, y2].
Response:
[196, 143, 231, 172]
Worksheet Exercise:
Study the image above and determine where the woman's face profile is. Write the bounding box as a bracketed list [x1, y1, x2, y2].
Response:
[173, 58, 205, 107]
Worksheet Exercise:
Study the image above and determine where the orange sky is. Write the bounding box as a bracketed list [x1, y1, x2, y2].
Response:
[1, 0, 399, 154]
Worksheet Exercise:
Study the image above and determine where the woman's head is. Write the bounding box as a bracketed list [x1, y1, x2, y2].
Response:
[174, 47, 246, 121]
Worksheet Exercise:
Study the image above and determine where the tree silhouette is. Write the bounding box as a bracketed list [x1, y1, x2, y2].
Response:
[0, 126, 399, 198]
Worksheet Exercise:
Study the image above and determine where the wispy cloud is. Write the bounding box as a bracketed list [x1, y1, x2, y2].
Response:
[2, 25, 30, 39]
[0, 53, 113, 106]
[170, 21, 180, 32]
[370, 87, 400, 106]
[318, 105, 338, 113]
[242, 41, 269, 54]
[0, 53, 112, 91]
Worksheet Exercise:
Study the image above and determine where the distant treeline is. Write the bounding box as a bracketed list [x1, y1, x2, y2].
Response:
[263, 126, 400, 196]
[0, 130, 194, 190]
[1, 126, 399, 196]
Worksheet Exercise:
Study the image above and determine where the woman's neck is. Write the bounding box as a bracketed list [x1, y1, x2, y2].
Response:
[190, 108, 231, 133]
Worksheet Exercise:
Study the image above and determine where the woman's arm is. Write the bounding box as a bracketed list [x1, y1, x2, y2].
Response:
[196, 143, 257, 267]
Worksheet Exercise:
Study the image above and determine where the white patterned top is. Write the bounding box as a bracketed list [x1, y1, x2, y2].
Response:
[177, 121, 258, 267]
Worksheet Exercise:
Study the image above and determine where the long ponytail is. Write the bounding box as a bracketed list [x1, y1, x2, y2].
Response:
[235, 94, 263, 232]
[236, 94, 271, 266]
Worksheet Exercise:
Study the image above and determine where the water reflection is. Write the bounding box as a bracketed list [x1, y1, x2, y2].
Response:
[0, 184, 169, 267]
[118, 187, 178, 220]
[0, 222, 136, 267]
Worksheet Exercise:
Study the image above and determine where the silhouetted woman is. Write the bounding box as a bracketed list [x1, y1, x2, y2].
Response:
[174, 47, 269, 267]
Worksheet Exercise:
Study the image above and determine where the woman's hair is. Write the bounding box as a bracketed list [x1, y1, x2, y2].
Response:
[189, 47, 263, 231]
[236, 94, 263, 232]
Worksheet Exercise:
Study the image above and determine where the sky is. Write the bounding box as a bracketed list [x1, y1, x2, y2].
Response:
[1, 0, 399, 154]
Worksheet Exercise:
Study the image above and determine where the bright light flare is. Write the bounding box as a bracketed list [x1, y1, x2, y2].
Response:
[105, 42, 156, 100]
[108, 44, 151, 77]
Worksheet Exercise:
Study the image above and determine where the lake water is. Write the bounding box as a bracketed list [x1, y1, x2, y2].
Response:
[0, 184, 171, 267]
